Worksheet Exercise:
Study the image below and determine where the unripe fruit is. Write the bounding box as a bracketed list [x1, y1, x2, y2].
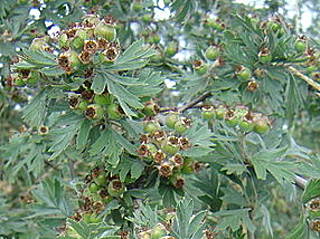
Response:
[215, 105, 227, 120]
[107, 103, 122, 120]
[95, 174, 107, 186]
[89, 182, 99, 193]
[144, 121, 161, 134]
[29, 37, 48, 50]
[239, 118, 254, 132]
[192, 60, 208, 75]
[258, 48, 272, 64]
[236, 66, 252, 81]
[107, 179, 125, 197]
[205, 46, 219, 61]
[166, 114, 179, 129]
[268, 21, 281, 32]
[94, 94, 109, 105]
[143, 101, 160, 116]
[141, 13, 153, 22]
[150, 224, 167, 239]
[295, 39, 307, 53]
[162, 143, 179, 155]
[201, 106, 215, 120]
[94, 21, 116, 41]
[15, 77, 25, 87]
[78, 101, 88, 111]
[26, 71, 40, 86]
[148, 33, 160, 44]
[58, 33, 69, 48]
[69, 50, 81, 69]
[174, 120, 188, 134]
[85, 104, 104, 120]
[306, 65, 317, 74]
[132, 2, 143, 11]
[165, 42, 178, 57]
[225, 111, 240, 127]
[253, 118, 270, 134]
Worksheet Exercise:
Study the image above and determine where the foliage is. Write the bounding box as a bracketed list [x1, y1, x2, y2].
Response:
[1, 0, 320, 238]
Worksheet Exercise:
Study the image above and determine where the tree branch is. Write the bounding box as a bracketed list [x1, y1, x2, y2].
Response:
[288, 66, 320, 92]
[178, 91, 212, 113]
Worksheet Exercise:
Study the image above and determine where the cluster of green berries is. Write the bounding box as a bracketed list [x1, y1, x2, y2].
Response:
[138, 223, 175, 239]
[201, 104, 271, 134]
[138, 116, 200, 188]
[86, 167, 125, 199]
[56, 15, 118, 74]
[203, 17, 225, 32]
[68, 83, 124, 121]
[10, 69, 41, 87]
[304, 197, 320, 232]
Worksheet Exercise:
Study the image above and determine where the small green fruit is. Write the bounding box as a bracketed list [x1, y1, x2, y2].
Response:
[174, 121, 188, 134]
[215, 105, 227, 120]
[253, 118, 270, 134]
[237, 66, 252, 81]
[142, 101, 159, 116]
[239, 119, 254, 132]
[141, 13, 153, 22]
[150, 224, 167, 239]
[58, 33, 69, 48]
[295, 39, 307, 53]
[78, 101, 88, 111]
[89, 182, 99, 193]
[95, 174, 107, 186]
[165, 42, 178, 57]
[162, 143, 179, 155]
[94, 94, 109, 105]
[107, 179, 125, 197]
[15, 77, 25, 87]
[144, 121, 160, 134]
[166, 114, 179, 129]
[132, 2, 143, 11]
[94, 21, 116, 41]
[85, 104, 104, 120]
[258, 48, 272, 64]
[201, 106, 215, 120]
[205, 46, 219, 61]
[107, 103, 122, 120]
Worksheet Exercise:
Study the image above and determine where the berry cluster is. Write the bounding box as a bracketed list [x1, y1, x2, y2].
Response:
[85, 167, 125, 199]
[201, 104, 271, 134]
[138, 223, 175, 239]
[57, 15, 118, 72]
[138, 115, 200, 188]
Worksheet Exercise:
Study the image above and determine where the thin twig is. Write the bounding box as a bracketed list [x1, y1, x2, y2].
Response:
[288, 66, 320, 92]
[178, 91, 212, 113]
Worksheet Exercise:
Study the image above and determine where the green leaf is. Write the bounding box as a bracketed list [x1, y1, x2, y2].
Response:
[302, 179, 320, 203]
[76, 119, 91, 150]
[22, 88, 49, 127]
[104, 40, 156, 71]
[92, 73, 108, 94]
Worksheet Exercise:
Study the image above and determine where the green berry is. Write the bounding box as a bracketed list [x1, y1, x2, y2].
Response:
[165, 42, 178, 57]
[215, 105, 227, 120]
[132, 2, 143, 11]
[239, 119, 254, 132]
[162, 143, 179, 155]
[58, 33, 69, 48]
[142, 101, 159, 116]
[174, 121, 188, 134]
[253, 118, 270, 134]
[201, 106, 215, 120]
[141, 13, 153, 22]
[295, 40, 307, 53]
[15, 77, 25, 87]
[237, 66, 252, 81]
[205, 46, 219, 61]
[89, 182, 99, 193]
[166, 114, 179, 129]
[144, 121, 160, 134]
[85, 104, 104, 120]
[107, 179, 125, 197]
[94, 21, 116, 41]
[107, 103, 122, 120]
[95, 174, 107, 186]
[69, 50, 81, 69]
[150, 224, 167, 239]
[258, 48, 272, 64]
[94, 94, 109, 105]
[78, 101, 88, 111]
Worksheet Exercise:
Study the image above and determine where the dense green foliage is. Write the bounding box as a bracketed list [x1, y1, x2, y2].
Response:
[2, 0, 320, 238]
